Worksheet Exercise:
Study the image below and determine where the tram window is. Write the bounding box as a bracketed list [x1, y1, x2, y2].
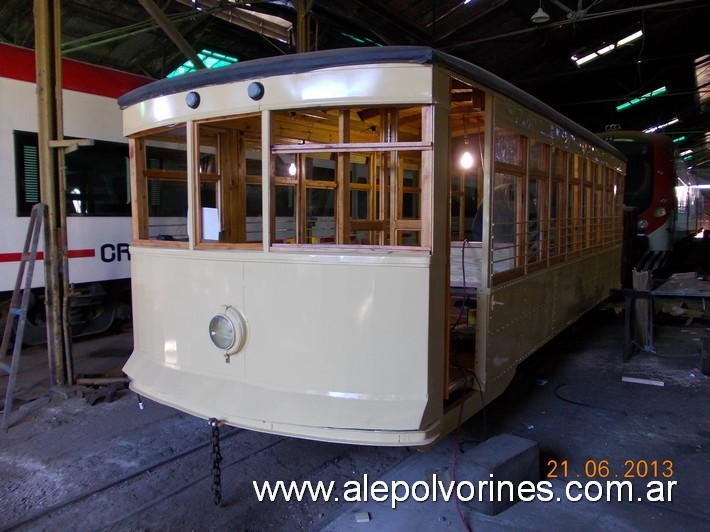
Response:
[567, 154, 583, 253]
[567, 182, 580, 253]
[494, 128, 523, 166]
[549, 180, 565, 257]
[195, 129, 222, 243]
[529, 140, 549, 173]
[349, 152, 386, 245]
[527, 178, 544, 263]
[552, 147, 567, 178]
[14, 130, 131, 217]
[491, 172, 519, 274]
[550, 147, 567, 259]
[528, 141, 549, 264]
[582, 184, 593, 250]
[306, 188, 336, 243]
[593, 163, 604, 247]
[401, 164, 421, 220]
[271, 106, 428, 248]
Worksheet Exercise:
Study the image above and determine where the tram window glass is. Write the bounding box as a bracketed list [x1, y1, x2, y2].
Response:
[129, 125, 189, 242]
[401, 157, 421, 220]
[494, 127, 523, 166]
[491, 172, 520, 274]
[529, 140, 549, 173]
[582, 183, 593, 250]
[593, 163, 604, 247]
[552, 146, 567, 177]
[567, 154, 583, 253]
[527, 178, 545, 264]
[492, 127, 525, 280]
[14, 130, 131, 217]
[611, 138, 653, 212]
[550, 147, 567, 258]
[549, 180, 565, 257]
[528, 141, 549, 264]
[602, 168, 616, 245]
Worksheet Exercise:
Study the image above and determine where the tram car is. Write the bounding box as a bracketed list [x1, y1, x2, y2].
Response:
[600, 130, 703, 272]
[119, 46, 626, 446]
[0, 43, 151, 344]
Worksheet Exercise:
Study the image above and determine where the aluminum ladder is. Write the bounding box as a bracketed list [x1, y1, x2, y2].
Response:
[1, 203, 45, 431]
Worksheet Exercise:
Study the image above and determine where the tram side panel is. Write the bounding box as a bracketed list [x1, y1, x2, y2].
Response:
[125, 246, 440, 443]
[484, 246, 621, 387]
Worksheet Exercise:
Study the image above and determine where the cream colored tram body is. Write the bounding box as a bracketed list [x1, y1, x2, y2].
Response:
[119, 47, 625, 446]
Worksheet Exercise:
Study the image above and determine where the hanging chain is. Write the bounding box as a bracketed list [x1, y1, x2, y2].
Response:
[209, 418, 223, 506]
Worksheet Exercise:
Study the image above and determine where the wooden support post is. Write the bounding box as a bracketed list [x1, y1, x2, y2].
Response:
[337, 110, 351, 244]
[35, 0, 70, 385]
[294, 0, 314, 53]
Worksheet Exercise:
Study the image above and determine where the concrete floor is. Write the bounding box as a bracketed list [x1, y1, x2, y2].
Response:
[0, 308, 708, 531]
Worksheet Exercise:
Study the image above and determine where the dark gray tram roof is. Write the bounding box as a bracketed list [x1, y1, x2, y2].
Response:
[118, 46, 622, 159]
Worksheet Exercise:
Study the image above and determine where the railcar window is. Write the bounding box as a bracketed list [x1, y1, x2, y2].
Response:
[494, 128, 523, 166]
[611, 139, 653, 212]
[130, 125, 188, 242]
[14, 131, 130, 217]
[567, 154, 583, 254]
[549, 179, 565, 258]
[527, 140, 549, 265]
[491, 172, 520, 275]
[270, 106, 427, 248]
[194, 117, 263, 246]
[491, 128, 526, 279]
[550, 147, 568, 259]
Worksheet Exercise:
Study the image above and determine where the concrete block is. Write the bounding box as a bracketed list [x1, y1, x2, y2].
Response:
[455, 433, 539, 515]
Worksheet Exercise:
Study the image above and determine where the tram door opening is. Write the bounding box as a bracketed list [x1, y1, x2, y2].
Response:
[447, 81, 486, 400]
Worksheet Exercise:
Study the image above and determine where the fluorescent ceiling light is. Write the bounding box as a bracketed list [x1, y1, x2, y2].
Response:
[680, 149, 693, 156]
[572, 30, 643, 67]
[573, 52, 598, 66]
[643, 117, 679, 134]
[617, 30, 644, 46]
[616, 86, 667, 112]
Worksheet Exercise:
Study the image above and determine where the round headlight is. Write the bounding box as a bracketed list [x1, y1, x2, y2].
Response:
[209, 314, 235, 350]
[638, 219, 649, 229]
[654, 207, 667, 217]
[208, 305, 248, 359]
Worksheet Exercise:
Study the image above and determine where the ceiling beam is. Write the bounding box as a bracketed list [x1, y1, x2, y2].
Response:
[137, 0, 205, 69]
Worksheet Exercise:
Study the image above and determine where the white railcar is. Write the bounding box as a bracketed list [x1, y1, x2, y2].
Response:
[0, 44, 150, 342]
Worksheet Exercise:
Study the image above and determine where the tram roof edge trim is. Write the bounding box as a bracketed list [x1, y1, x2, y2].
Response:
[117, 45, 623, 160]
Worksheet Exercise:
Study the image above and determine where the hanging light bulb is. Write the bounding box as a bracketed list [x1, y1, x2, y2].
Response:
[288, 162, 297, 176]
[460, 132, 474, 169]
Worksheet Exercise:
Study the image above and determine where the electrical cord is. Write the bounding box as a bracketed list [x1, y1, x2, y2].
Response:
[554, 383, 628, 416]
